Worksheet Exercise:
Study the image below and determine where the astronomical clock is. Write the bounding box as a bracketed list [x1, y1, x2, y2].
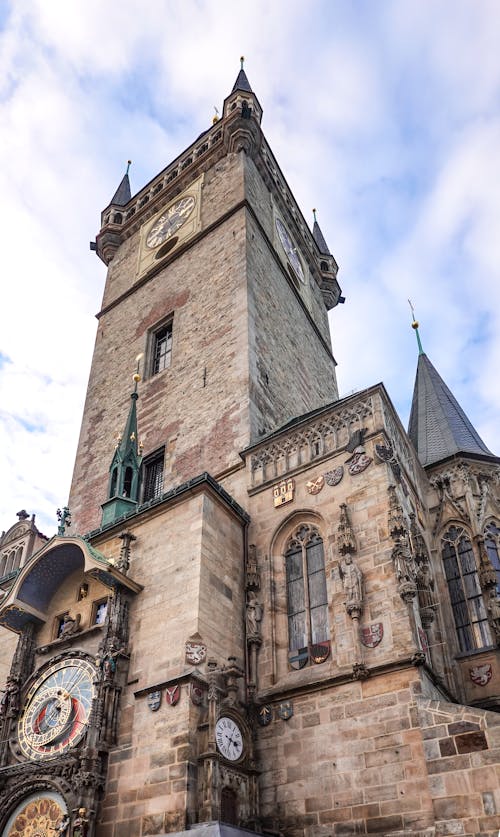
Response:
[0, 536, 142, 837]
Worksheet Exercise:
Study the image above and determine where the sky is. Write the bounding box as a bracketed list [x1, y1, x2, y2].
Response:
[1, 0, 499, 536]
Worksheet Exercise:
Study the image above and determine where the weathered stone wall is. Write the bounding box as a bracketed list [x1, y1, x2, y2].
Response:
[93, 486, 246, 836]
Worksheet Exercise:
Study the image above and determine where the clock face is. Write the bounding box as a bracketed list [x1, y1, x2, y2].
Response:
[146, 196, 196, 249]
[275, 217, 305, 283]
[215, 716, 244, 762]
[18, 658, 96, 761]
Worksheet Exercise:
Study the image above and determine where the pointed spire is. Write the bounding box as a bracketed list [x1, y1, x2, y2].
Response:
[110, 160, 132, 206]
[101, 356, 144, 527]
[312, 208, 331, 255]
[408, 335, 493, 467]
[231, 56, 253, 93]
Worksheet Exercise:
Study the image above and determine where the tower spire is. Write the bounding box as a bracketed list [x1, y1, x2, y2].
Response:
[101, 355, 144, 527]
[110, 160, 132, 207]
[312, 208, 331, 255]
[231, 56, 253, 94]
[408, 333, 493, 468]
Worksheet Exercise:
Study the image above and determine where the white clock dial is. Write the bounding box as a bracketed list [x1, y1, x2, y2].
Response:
[275, 217, 305, 283]
[146, 196, 195, 249]
[215, 716, 244, 761]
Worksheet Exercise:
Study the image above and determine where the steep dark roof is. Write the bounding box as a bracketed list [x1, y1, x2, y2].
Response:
[231, 68, 253, 93]
[110, 171, 131, 206]
[408, 353, 492, 467]
[313, 219, 331, 255]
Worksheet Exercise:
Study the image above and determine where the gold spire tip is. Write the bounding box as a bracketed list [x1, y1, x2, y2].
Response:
[240, 56, 245, 69]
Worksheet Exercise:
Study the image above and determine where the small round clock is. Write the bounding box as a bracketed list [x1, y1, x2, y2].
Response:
[275, 217, 305, 283]
[18, 657, 96, 761]
[215, 716, 244, 761]
[146, 195, 196, 249]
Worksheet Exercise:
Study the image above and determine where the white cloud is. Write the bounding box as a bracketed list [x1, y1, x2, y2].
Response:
[1, 0, 500, 533]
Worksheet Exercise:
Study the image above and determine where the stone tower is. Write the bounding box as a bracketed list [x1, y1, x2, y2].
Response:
[1, 66, 500, 837]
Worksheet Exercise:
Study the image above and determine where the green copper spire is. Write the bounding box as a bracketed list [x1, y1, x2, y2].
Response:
[409, 299, 424, 356]
[101, 355, 144, 527]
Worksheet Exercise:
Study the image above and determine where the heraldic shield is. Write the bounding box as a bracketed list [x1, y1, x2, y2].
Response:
[288, 647, 308, 670]
[310, 641, 330, 664]
[361, 623, 383, 648]
[147, 690, 162, 711]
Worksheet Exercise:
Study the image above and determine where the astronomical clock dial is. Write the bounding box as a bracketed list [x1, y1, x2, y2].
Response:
[18, 658, 96, 761]
[215, 716, 244, 762]
[275, 217, 305, 283]
[146, 195, 196, 249]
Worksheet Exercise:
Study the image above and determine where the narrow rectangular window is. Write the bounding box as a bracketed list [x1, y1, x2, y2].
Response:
[152, 323, 172, 375]
[142, 449, 165, 502]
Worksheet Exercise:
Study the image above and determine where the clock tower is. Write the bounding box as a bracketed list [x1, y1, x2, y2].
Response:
[3, 61, 499, 837]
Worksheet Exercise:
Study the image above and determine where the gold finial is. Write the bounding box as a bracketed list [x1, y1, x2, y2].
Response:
[130, 432, 136, 442]
[408, 299, 418, 329]
[139, 440, 144, 453]
[408, 299, 424, 355]
[133, 353, 143, 385]
[212, 106, 220, 125]
[126, 160, 132, 175]
[312, 208, 317, 222]
[240, 56, 245, 69]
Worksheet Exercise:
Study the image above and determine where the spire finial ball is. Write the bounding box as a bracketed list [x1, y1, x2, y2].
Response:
[411, 320, 419, 330]
[133, 373, 141, 383]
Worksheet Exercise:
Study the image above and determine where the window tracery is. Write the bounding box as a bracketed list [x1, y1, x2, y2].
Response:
[441, 526, 491, 652]
[285, 525, 329, 659]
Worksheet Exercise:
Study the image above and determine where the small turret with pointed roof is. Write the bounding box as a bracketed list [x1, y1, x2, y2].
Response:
[101, 356, 144, 527]
[312, 208, 332, 256]
[109, 160, 132, 207]
[407, 306, 495, 468]
[223, 57, 262, 124]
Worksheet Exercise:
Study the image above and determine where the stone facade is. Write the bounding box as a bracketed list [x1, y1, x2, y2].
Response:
[0, 69, 500, 837]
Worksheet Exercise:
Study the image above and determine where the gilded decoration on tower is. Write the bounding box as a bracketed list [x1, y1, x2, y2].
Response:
[273, 478, 294, 507]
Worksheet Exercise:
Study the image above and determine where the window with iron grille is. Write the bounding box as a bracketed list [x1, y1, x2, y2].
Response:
[151, 322, 172, 375]
[285, 526, 329, 656]
[442, 525, 491, 652]
[142, 450, 164, 502]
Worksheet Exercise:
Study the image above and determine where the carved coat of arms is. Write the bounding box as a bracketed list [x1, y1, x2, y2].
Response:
[185, 640, 207, 665]
[273, 478, 295, 507]
[288, 647, 308, 670]
[278, 701, 293, 720]
[361, 623, 383, 648]
[469, 664, 492, 686]
[306, 475, 324, 495]
[190, 683, 204, 705]
[310, 641, 330, 664]
[324, 466, 344, 487]
[257, 705, 273, 727]
[147, 690, 162, 712]
[165, 683, 180, 706]
[375, 442, 393, 462]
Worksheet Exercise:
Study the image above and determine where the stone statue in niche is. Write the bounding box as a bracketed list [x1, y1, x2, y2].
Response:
[60, 612, 81, 638]
[246, 592, 263, 639]
[0, 676, 20, 718]
[72, 808, 89, 837]
[487, 591, 500, 642]
[339, 554, 363, 616]
[416, 561, 435, 628]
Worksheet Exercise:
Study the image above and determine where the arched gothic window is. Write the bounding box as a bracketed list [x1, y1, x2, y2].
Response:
[484, 522, 500, 593]
[285, 526, 329, 656]
[441, 526, 491, 652]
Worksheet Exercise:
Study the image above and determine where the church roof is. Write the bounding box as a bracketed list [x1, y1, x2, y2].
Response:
[408, 352, 493, 467]
[231, 68, 253, 94]
[313, 218, 331, 255]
